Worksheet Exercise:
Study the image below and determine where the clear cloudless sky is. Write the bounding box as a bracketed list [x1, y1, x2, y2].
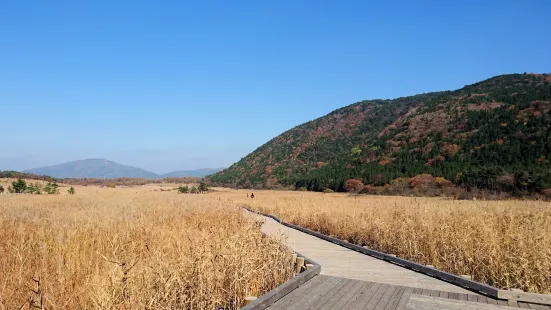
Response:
[1, 0, 550, 173]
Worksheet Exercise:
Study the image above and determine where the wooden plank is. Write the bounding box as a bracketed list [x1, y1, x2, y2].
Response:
[439, 291, 449, 299]
[477, 295, 488, 304]
[267, 275, 326, 310]
[394, 287, 414, 310]
[413, 288, 422, 295]
[497, 299, 509, 306]
[421, 289, 431, 296]
[499, 290, 551, 306]
[448, 292, 459, 300]
[318, 279, 364, 310]
[384, 286, 405, 310]
[346, 282, 380, 309]
[430, 290, 440, 298]
[507, 300, 519, 307]
[468, 294, 478, 303]
[326, 280, 367, 310]
[529, 304, 543, 310]
[374, 285, 397, 310]
[406, 294, 536, 310]
[518, 302, 531, 309]
[486, 297, 498, 305]
[304, 278, 352, 310]
[458, 293, 468, 301]
[286, 275, 343, 309]
[362, 283, 390, 309]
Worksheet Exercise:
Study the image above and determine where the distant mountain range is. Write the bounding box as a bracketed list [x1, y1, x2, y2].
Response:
[23, 159, 223, 179]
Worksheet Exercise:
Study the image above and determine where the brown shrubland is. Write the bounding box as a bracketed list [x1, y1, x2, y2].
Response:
[0, 185, 294, 309]
[233, 190, 551, 294]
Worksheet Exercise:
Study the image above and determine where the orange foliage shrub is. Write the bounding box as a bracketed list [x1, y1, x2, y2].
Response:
[344, 179, 364, 192]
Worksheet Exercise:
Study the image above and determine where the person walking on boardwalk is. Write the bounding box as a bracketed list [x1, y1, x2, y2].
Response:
[251, 192, 254, 199]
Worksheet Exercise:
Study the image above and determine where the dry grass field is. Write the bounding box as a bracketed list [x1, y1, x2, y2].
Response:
[223, 190, 551, 294]
[0, 183, 294, 309]
[2, 182, 550, 309]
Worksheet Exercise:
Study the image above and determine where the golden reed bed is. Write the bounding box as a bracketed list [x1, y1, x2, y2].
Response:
[0, 184, 294, 309]
[223, 190, 551, 294]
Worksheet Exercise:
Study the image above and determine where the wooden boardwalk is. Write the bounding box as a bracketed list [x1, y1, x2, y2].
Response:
[248, 211, 551, 310]
[268, 275, 548, 309]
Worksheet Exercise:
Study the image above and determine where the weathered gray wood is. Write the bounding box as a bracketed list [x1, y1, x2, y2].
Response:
[267, 275, 325, 310]
[499, 290, 551, 306]
[289, 275, 344, 309]
[477, 295, 488, 304]
[421, 289, 431, 296]
[374, 285, 397, 310]
[361, 283, 388, 309]
[468, 294, 478, 302]
[395, 287, 414, 310]
[242, 259, 321, 310]
[518, 302, 531, 308]
[303, 278, 351, 310]
[528, 303, 543, 309]
[487, 297, 498, 305]
[439, 291, 449, 299]
[497, 299, 509, 306]
[406, 294, 529, 310]
[507, 300, 519, 307]
[413, 288, 422, 295]
[448, 292, 459, 300]
[345, 282, 380, 309]
[318, 278, 364, 310]
[384, 286, 406, 310]
[458, 293, 468, 301]
[326, 279, 367, 310]
[430, 290, 439, 298]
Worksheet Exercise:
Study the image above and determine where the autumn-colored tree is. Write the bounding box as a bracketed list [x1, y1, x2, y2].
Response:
[344, 179, 363, 192]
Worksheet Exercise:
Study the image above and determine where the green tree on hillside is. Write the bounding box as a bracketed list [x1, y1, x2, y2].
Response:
[11, 179, 27, 193]
[44, 182, 60, 194]
[178, 185, 189, 193]
[26, 182, 42, 194]
[199, 180, 208, 193]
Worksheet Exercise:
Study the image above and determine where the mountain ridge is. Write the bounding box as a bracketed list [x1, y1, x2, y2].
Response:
[209, 73, 551, 194]
[23, 159, 222, 179]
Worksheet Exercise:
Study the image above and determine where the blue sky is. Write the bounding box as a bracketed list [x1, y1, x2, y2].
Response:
[1, 1, 550, 173]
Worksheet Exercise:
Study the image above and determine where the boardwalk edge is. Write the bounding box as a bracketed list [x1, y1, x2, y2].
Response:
[243, 207, 551, 306]
[240, 242, 321, 309]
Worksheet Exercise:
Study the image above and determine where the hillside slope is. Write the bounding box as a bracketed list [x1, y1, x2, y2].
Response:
[209, 74, 551, 193]
[24, 159, 159, 179]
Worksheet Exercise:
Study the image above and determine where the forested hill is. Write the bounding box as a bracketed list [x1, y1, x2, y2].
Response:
[209, 74, 551, 193]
